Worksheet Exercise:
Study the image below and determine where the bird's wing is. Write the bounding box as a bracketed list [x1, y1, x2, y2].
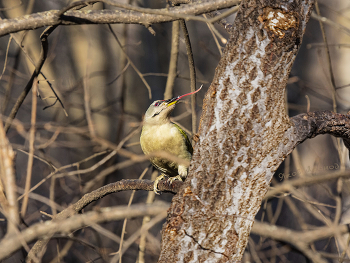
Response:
[150, 159, 178, 177]
[172, 122, 193, 155]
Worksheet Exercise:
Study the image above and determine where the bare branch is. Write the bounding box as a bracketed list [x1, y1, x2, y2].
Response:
[0, 0, 240, 37]
[265, 170, 350, 200]
[291, 111, 350, 149]
[0, 120, 19, 235]
[20, 79, 38, 217]
[164, 21, 180, 100]
[311, 12, 350, 37]
[4, 26, 57, 133]
[0, 202, 169, 261]
[180, 20, 197, 135]
[26, 179, 180, 261]
[107, 24, 152, 99]
[252, 221, 348, 263]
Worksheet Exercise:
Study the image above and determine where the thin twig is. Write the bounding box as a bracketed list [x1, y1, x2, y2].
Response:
[209, 6, 239, 24]
[16, 187, 65, 212]
[203, 14, 223, 56]
[49, 176, 57, 216]
[252, 221, 347, 263]
[21, 79, 38, 217]
[0, 119, 19, 235]
[17, 149, 112, 201]
[1, 48, 20, 115]
[83, 36, 96, 138]
[314, 1, 343, 172]
[265, 170, 350, 200]
[307, 43, 350, 49]
[4, 25, 57, 133]
[138, 170, 157, 263]
[2, 29, 67, 116]
[117, 168, 148, 263]
[107, 24, 152, 99]
[314, 1, 336, 113]
[206, 9, 235, 33]
[0, 35, 13, 82]
[82, 127, 141, 193]
[311, 12, 350, 37]
[106, 61, 130, 86]
[180, 20, 197, 135]
[114, 210, 167, 263]
[164, 21, 180, 100]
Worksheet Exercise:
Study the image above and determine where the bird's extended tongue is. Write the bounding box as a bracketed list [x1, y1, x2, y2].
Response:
[166, 85, 203, 105]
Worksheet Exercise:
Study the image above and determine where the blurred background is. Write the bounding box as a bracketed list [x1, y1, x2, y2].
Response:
[0, 0, 350, 262]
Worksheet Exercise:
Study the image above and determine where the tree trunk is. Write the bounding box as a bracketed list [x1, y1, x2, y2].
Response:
[159, 0, 315, 262]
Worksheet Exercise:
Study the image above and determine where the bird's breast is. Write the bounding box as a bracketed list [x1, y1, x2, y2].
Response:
[140, 123, 189, 158]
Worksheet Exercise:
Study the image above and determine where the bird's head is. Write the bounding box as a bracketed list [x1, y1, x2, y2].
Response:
[144, 97, 180, 124]
[143, 85, 203, 125]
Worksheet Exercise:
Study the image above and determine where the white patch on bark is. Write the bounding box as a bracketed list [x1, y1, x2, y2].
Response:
[177, 229, 197, 262]
[189, 27, 275, 260]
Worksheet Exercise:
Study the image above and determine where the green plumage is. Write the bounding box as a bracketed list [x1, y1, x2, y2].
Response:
[172, 123, 193, 155]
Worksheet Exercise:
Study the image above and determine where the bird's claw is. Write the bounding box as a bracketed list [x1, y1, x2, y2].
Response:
[168, 175, 183, 184]
[153, 174, 184, 194]
[153, 174, 168, 195]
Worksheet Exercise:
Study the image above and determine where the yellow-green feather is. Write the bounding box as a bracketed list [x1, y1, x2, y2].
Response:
[172, 122, 193, 155]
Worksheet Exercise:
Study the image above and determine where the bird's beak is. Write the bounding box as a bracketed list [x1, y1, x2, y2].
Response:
[165, 96, 180, 107]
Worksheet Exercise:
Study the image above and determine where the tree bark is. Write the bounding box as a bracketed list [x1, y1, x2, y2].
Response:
[159, 0, 315, 262]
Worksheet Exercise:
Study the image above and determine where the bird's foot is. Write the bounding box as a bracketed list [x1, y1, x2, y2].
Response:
[168, 175, 184, 185]
[154, 174, 168, 194]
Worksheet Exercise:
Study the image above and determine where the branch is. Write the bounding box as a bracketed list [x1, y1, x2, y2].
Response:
[41, 178, 176, 216]
[59, 179, 180, 220]
[0, 120, 19, 235]
[265, 170, 350, 200]
[311, 12, 350, 37]
[164, 21, 180, 100]
[107, 24, 152, 99]
[291, 110, 350, 149]
[0, 202, 169, 261]
[4, 26, 57, 133]
[26, 179, 181, 261]
[180, 20, 197, 134]
[252, 221, 348, 263]
[0, 0, 241, 37]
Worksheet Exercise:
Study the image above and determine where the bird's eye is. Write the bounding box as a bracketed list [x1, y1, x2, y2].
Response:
[154, 102, 160, 106]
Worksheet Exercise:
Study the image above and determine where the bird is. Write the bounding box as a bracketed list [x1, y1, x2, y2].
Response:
[140, 86, 202, 194]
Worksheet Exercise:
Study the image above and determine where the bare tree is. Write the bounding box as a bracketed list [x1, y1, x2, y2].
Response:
[0, 0, 350, 262]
